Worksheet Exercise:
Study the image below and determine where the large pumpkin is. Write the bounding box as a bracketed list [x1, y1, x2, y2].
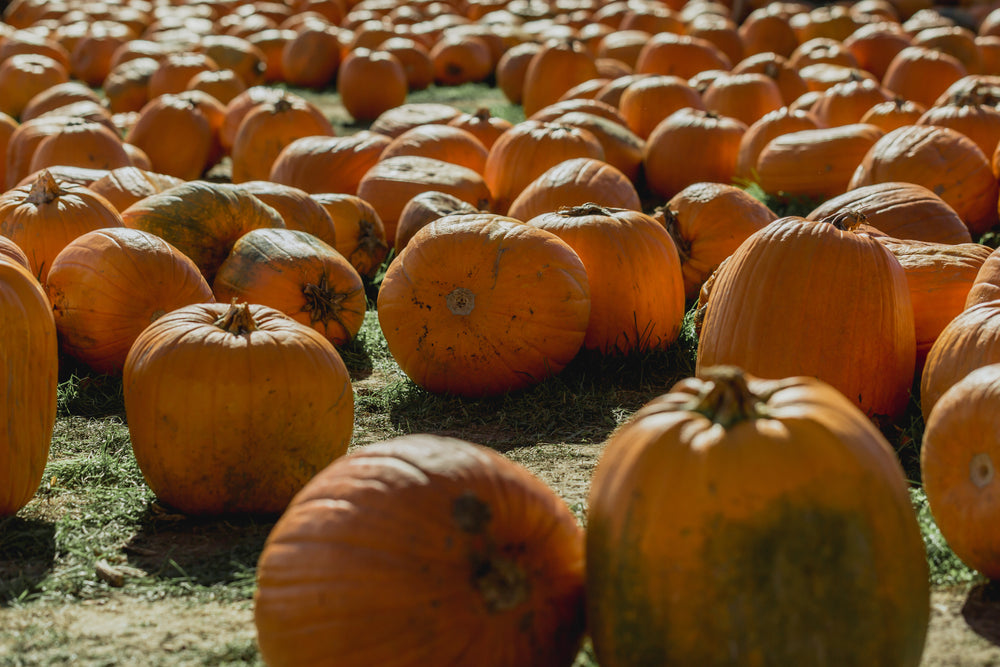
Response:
[696, 213, 915, 421]
[46, 227, 215, 375]
[123, 302, 354, 516]
[377, 213, 590, 397]
[587, 367, 930, 666]
[254, 433, 586, 667]
[0, 257, 57, 516]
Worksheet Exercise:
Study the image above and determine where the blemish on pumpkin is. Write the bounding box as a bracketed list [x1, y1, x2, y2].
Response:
[453, 491, 491, 533]
[446, 287, 475, 315]
[970, 452, 995, 488]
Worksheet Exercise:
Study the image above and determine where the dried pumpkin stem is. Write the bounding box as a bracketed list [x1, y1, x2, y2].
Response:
[302, 272, 357, 328]
[657, 207, 691, 263]
[214, 302, 258, 335]
[561, 202, 612, 217]
[26, 169, 62, 205]
[823, 208, 867, 232]
[691, 366, 766, 429]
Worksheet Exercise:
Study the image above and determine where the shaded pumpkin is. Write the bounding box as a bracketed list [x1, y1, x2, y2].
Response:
[269, 131, 391, 196]
[377, 213, 590, 397]
[45, 227, 215, 375]
[309, 192, 389, 280]
[121, 181, 285, 284]
[337, 48, 407, 123]
[0, 256, 57, 516]
[123, 301, 354, 516]
[697, 213, 916, 421]
[212, 228, 366, 347]
[236, 180, 336, 244]
[395, 190, 478, 253]
[254, 433, 586, 667]
[526, 204, 684, 354]
[966, 246, 1000, 308]
[27, 117, 131, 174]
[587, 366, 929, 665]
[378, 124, 489, 175]
[551, 111, 645, 184]
[735, 107, 822, 181]
[521, 38, 600, 117]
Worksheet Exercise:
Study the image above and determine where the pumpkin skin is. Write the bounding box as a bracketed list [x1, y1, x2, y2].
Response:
[309, 192, 389, 281]
[525, 204, 684, 354]
[212, 228, 366, 347]
[0, 169, 124, 283]
[254, 433, 586, 667]
[269, 131, 391, 196]
[966, 246, 1000, 308]
[87, 166, 184, 214]
[46, 227, 215, 375]
[507, 159, 640, 223]
[0, 257, 58, 516]
[697, 214, 916, 421]
[121, 181, 285, 284]
[377, 214, 590, 397]
[922, 363, 1000, 579]
[123, 302, 354, 516]
[586, 367, 930, 666]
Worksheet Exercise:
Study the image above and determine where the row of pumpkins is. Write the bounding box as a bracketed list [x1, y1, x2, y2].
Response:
[2, 0, 1000, 664]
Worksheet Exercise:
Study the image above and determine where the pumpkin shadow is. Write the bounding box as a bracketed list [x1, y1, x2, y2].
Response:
[122, 502, 275, 587]
[962, 580, 1000, 646]
[0, 515, 57, 603]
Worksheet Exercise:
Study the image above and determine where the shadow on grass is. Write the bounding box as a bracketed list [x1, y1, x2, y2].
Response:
[962, 580, 1000, 646]
[0, 516, 56, 604]
[123, 504, 275, 592]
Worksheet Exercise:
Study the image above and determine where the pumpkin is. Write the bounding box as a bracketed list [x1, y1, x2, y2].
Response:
[656, 182, 778, 301]
[87, 166, 184, 213]
[281, 22, 341, 88]
[121, 180, 285, 284]
[123, 92, 216, 181]
[20, 80, 101, 121]
[5, 115, 76, 189]
[269, 132, 391, 196]
[0, 53, 69, 119]
[643, 108, 747, 200]
[147, 51, 219, 99]
[755, 123, 885, 200]
[701, 72, 784, 127]
[103, 56, 159, 114]
[309, 192, 389, 280]
[551, 111, 645, 184]
[634, 32, 731, 79]
[46, 227, 215, 375]
[841, 22, 913, 81]
[394, 190, 478, 253]
[378, 124, 489, 175]
[806, 182, 972, 245]
[377, 213, 590, 397]
[0, 235, 30, 270]
[212, 228, 366, 347]
[368, 103, 463, 139]
[254, 433, 586, 667]
[697, 213, 916, 421]
[381, 36, 433, 91]
[521, 38, 600, 117]
[882, 45, 968, 109]
[0, 169, 124, 283]
[617, 75, 706, 140]
[123, 301, 354, 516]
[0, 257, 57, 516]
[735, 107, 822, 181]
[357, 155, 491, 243]
[849, 124, 999, 236]
[916, 90, 1000, 162]
[230, 92, 334, 183]
[526, 204, 684, 354]
[186, 69, 247, 107]
[508, 159, 640, 222]
[859, 97, 927, 132]
[920, 299, 1000, 420]
[27, 117, 131, 174]
[446, 107, 512, 150]
[495, 41, 542, 105]
[739, 6, 798, 57]
[429, 33, 494, 87]
[337, 48, 407, 123]
[586, 367, 929, 666]
[810, 74, 893, 127]
[966, 246, 1000, 308]
[876, 238, 992, 368]
[236, 180, 337, 243]
[921, 363, 1000, 579]
[220, 85, 288, 153]
[731, 52, 809, 105]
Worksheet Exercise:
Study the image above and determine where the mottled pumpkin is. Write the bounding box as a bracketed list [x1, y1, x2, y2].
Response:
[123, 302, 354, 516]
[254, 434, 586, 666]
[587, 367, 929, 666]
[377, 214, 590, 397]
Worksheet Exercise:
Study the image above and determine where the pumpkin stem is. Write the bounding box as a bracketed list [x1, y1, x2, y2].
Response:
[474, 106, 491, 121]
[302, 272, 359, 330]
[691, 366, 767, 428]
[214, 301, 258, 335]
[447, 287, 475, 315]
[273, 95, 294, 113]
[560, 202, 612, 217]
[655, 206, 691, 263]
[27, 169, 62, 205]
[355, 216, 390, 260]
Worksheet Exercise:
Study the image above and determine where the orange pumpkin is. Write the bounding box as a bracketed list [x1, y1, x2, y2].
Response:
[254, 433, 586, 666]
[922, 363, 1000, 579]
[587, 367, 929, 665]
[309, 192, 389, 280]
[508, 158, 640, 222]
[377, 213, 590, 397]
[394, 190, 478, 253]
[124, 93, 217, 181]
[735, 107, 822, 181]
[213, 228, 366, 347]
[123, 301, 354, 516]
[521, 38, 600, 117]
[46, 227, 215, 375]
[337, 48, 407, 122]
[526, 204, 685, 354]
[269, 131, 391, 196]
[0, 169, 124, 283]
[87, 166, 184, 213]
[697, 213, 916, 421]
[0, 257, 57, 516]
